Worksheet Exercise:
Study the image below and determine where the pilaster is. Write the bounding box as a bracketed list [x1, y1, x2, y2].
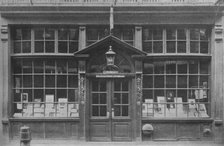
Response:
[135, 26, 142, 50]
[79, 26, 86, 51]
[212, 15, 224, 143]
[0, 19, 10, 143]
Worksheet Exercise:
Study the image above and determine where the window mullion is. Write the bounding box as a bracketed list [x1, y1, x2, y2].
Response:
[163, 29, 166, 54]
[31, 29, 35, 54]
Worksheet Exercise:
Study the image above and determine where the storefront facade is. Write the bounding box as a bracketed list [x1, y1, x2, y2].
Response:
[0, 0, 224, 144]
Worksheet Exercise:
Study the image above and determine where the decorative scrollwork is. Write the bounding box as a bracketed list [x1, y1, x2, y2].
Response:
[79, 75, 86, 104]
[136, 74, 142, 105]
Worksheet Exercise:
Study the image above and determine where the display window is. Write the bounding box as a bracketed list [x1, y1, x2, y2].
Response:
[142, 60, 210, 118]
[12, 58, 79, 118]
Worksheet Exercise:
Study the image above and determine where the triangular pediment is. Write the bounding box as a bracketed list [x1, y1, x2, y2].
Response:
[74, 35, 147, 58]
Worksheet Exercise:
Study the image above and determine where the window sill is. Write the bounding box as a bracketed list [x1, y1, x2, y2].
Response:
[9, 117, 80, 122]
[145, 54, 211, 60]
[142, 117, 213, 123]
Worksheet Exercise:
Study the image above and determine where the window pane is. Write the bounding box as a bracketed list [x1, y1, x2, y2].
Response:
[100, 93, 106, 104]
[13, 60, 22, 74]
[69, 29, 78, 40]
[23, 60, 32, 73]
[22, 29, 31, 40]
[123, 29, 133, 40]
[189, 75, 198, 87]
[68, 60, 78, 74]
[153, 29, 162, 40]
[35, 41, 44, 53]
[68, 89, 78, 102]
[58, 41, 68, 53]
[45, 60, 55, 73]
[143, 76, 153, 88]
[22, 42, 31, 53]
[69, 42, 78, 53]
[87, 29, 98, 40]
[178, 63, 187, 74]
[167, 41, 176, 53]
[166, 63, 176, 74]
[14, 29, 22, 40]
[100, 106, 107, 116]
[35, 28, 44, 40]
[23, 75, 32, 87]
[14, 42, 21, 53]
[92, 93, 99, 104]
[57, 89, 67, 99]
[190, 41, 199, 53]
[34, 60, 44, 73]
[143, 63, 153, 74]
[122, 93, 128, 104]
[122, 106, 128, 116]
[166, 75, 176, 88]
[177, 41, 186, 53]
[143, 90, 153, 101]
[45, 29, 55, 40]
[143, 29, 152, 40]
[153, 41, 163, 53]
[178, 75, 187, 88]
[45, 75, 55, 87]
[114, 106, 121, 116]
[143, 42, 152, 53]
[57, 75, 67, 87]
[68, 75, 78, 88]
[167, 29, 176, 40]
[92, 106, 99, 116]
[114, 93, 121, 104]
[45, 41, 55, 53]
[154, 63, 164, 74]
[177, 29, 186, 40]
[154, 76, 164, 88]
[200, 61, 209, 74]
[189, 62, 198, 74]
[57, 61, 67, 73]
[190, 29, 200, 40]
[200, 42, 208, 54]
[58, 28, 68, 40]
[200, 29, 209, 40]
[34, 89, 44, 101]
[34, 75, 43, 87]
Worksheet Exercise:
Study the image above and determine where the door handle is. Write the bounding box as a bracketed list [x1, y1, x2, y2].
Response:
[111, 108, 114, 118]
[107, 111, 110, 118]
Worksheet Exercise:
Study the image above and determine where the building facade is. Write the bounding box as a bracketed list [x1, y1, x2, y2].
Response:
[0, 0, 224, 144]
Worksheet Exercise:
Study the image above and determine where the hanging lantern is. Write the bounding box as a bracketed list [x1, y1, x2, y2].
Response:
[105, 46, 116, 66]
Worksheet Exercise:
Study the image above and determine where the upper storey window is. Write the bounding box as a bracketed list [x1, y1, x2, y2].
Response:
[86, 26, 134, 46]
[13, 28, 31, 53]
[12, 26, 79, 54]
[142, 27, 210, 54]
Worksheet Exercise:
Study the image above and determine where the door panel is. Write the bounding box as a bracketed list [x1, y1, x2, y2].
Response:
[90, 122, 110, 141]
[89, 78, 132, 141]
[112, 122, 132, 141]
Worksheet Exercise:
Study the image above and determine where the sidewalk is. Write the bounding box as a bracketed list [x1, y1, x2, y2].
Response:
[5, 140, 224, 146]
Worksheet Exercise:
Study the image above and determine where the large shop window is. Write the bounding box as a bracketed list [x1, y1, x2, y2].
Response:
[86, 27, 134, 46]
[143, 28, 210, 54]
[142, 60, 210, 118]
[12, 27, 79, 54]
[12, 58, 79, 118]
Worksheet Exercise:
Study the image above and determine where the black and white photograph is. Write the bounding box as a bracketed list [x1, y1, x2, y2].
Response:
[0, 0, 224, 146]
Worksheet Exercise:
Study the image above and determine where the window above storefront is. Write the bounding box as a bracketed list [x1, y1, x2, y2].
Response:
[142, 27, 211, 55]
[11, 26, 79, 54]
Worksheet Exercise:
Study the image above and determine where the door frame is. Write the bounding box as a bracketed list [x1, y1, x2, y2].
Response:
[86, 76, 135, 141]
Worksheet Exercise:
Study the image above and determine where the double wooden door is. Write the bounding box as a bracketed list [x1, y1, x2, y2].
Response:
[89, 78, 132, 141]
